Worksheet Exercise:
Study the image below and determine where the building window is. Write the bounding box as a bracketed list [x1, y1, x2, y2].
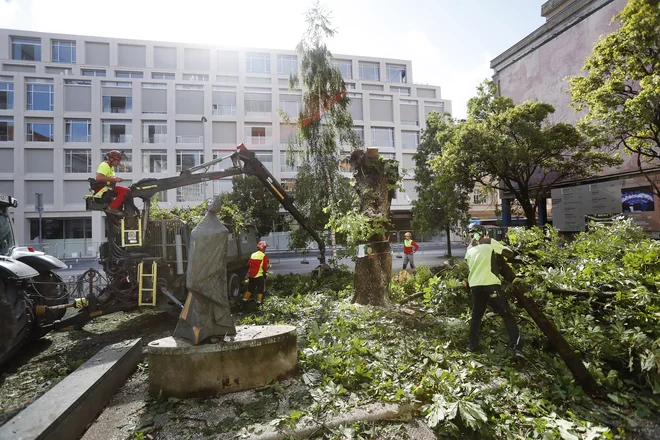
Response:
[386, 65, 407, 83]
[277, 55, 297, 75]
[244, 88, 272, 116]
[152, 72, 175, 80]
[279, 99, 300, 119]
[0, 117, 14, 142]
[81, 69, 106, 77]
[65, 119, 92, 142]
[472, 189, 492, 205]
[26, 78, 54, 111]
[391, 86, 410, 96]
[64, 149, 92, 173]
[371, 127, 394, 148]
[175, 84, 203, 90]
[102, 149, 132, 172]
[245, 125, 272, 145]
[142, 83, 167, 89]
[401, 131, 419, 150]
[30, 218, 91, 240]
[176, 184, 204, 202]
[11, 37, 41, 61]
[102, 96, 132, 113]
[142, 150, 168, 173]
[176, 150, 204, 172]
[52, 40, 76, 64]
[212, 103, 236, 116]
[0, 77, 13, 110]
[280, 151, 302, 173]
[334, 60, 352, 80]
[26, 121, 54, 142]
[359, 62, 380, 81]
[143, 121, 167, 143]
[183, 73, 208, 82]
[246, 53, 270, 74]
[102, 121, 132, 143]
[115, 70, 143, 79]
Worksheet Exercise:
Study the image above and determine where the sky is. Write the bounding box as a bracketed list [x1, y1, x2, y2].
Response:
[0, 0, 547, 119]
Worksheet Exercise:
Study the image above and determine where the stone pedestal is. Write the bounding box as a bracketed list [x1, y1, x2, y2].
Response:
[147, 325, 297, 398]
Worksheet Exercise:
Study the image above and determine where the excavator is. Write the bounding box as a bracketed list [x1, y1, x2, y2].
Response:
[34, 144, 330, 333]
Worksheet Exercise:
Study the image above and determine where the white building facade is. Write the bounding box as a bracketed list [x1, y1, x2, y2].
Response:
[0, 29, 451, 256]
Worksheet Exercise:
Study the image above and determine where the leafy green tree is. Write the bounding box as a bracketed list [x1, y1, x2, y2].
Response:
[286, 1, 361, 257]
[433, 80, 621, 227]
[412, 112, 471, 256]
[570, 0, 660, 194]
[224, 175, 280, 237]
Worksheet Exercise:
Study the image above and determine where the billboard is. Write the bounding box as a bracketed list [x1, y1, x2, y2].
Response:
[551, 175, 660, 233]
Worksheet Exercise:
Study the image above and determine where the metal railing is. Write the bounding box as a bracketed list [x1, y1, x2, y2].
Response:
[212, 105, 237, 116]
[176, 135, 203, 144]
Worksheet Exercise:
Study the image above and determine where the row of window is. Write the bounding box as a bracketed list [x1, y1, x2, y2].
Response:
[0, 117, 419, 148]
[10, 38, 299, 74]
[9, 37, 408, 83]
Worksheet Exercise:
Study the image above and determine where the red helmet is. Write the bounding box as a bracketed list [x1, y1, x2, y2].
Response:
[257, 241, 268, 252]
[107, 150, 123, 162]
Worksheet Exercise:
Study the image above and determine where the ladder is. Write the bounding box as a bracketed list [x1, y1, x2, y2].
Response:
[137, 260, 157, 306]
[121, 217, 142, 247]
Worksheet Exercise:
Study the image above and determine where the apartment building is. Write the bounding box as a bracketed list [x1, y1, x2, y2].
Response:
[0, 29, 451, 255]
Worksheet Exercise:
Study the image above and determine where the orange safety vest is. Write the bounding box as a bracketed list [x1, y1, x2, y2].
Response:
[248, 250, 268, 278]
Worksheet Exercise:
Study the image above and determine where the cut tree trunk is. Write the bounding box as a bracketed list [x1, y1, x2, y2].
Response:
[499, 258, 602, 397]
[351, 149, 397, 307]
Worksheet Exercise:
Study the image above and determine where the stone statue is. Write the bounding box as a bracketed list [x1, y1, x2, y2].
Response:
[173, 196, 236, 344]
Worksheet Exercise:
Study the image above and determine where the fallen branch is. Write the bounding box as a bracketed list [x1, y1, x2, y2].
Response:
[399, 292, 425, 305]
[248, 403, 407, 440]
[546, 286, 617, 300]
[499, 260, 603, 398]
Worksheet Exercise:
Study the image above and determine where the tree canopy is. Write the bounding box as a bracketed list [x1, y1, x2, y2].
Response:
[432, 81, 621, 226]
[286, 1, 361, 253]
[412, 112, 471, 236]
[570, 0, 660, 193]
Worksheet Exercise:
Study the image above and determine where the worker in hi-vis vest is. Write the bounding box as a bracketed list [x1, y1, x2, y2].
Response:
[464, 225, 522, 358]
[402, 232, 419, 271]
[243, 241, 269, 305]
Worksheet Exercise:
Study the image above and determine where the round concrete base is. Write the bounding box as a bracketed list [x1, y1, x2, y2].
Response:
[148, 325, 298, 398]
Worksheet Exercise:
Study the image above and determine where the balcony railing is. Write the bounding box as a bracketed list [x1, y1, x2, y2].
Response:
[65, 135, 92, 143]
[0, 135, 12, 142]
[245, 135, 271, 145]
[176, 135, 203, 144]
[104, 134, 132, 143]
[143, 134, 168, 144]
[212, 105, 237, 116]
[105, 107, 131, 114]
[400, 120, 419, 126]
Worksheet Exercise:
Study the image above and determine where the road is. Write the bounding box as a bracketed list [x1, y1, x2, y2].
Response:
[54, 243, 467, 279]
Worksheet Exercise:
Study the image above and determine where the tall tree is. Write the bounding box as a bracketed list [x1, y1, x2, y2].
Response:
[412, 112, 471, 256]
[433, 81, 621, 227]
[570, 0, 660, 194]
[287, 1, 361, 258]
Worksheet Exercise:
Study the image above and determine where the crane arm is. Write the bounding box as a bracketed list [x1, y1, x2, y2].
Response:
[127, 144, 327, 264]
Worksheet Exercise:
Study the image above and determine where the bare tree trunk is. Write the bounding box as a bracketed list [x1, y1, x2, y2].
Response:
[350, 149, 397, 307]
[445, 224, 452, 257]
[330, 230, 338, 261]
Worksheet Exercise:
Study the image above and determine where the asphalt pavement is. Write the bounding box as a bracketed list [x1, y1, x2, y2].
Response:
[54, 242, 467, 279]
